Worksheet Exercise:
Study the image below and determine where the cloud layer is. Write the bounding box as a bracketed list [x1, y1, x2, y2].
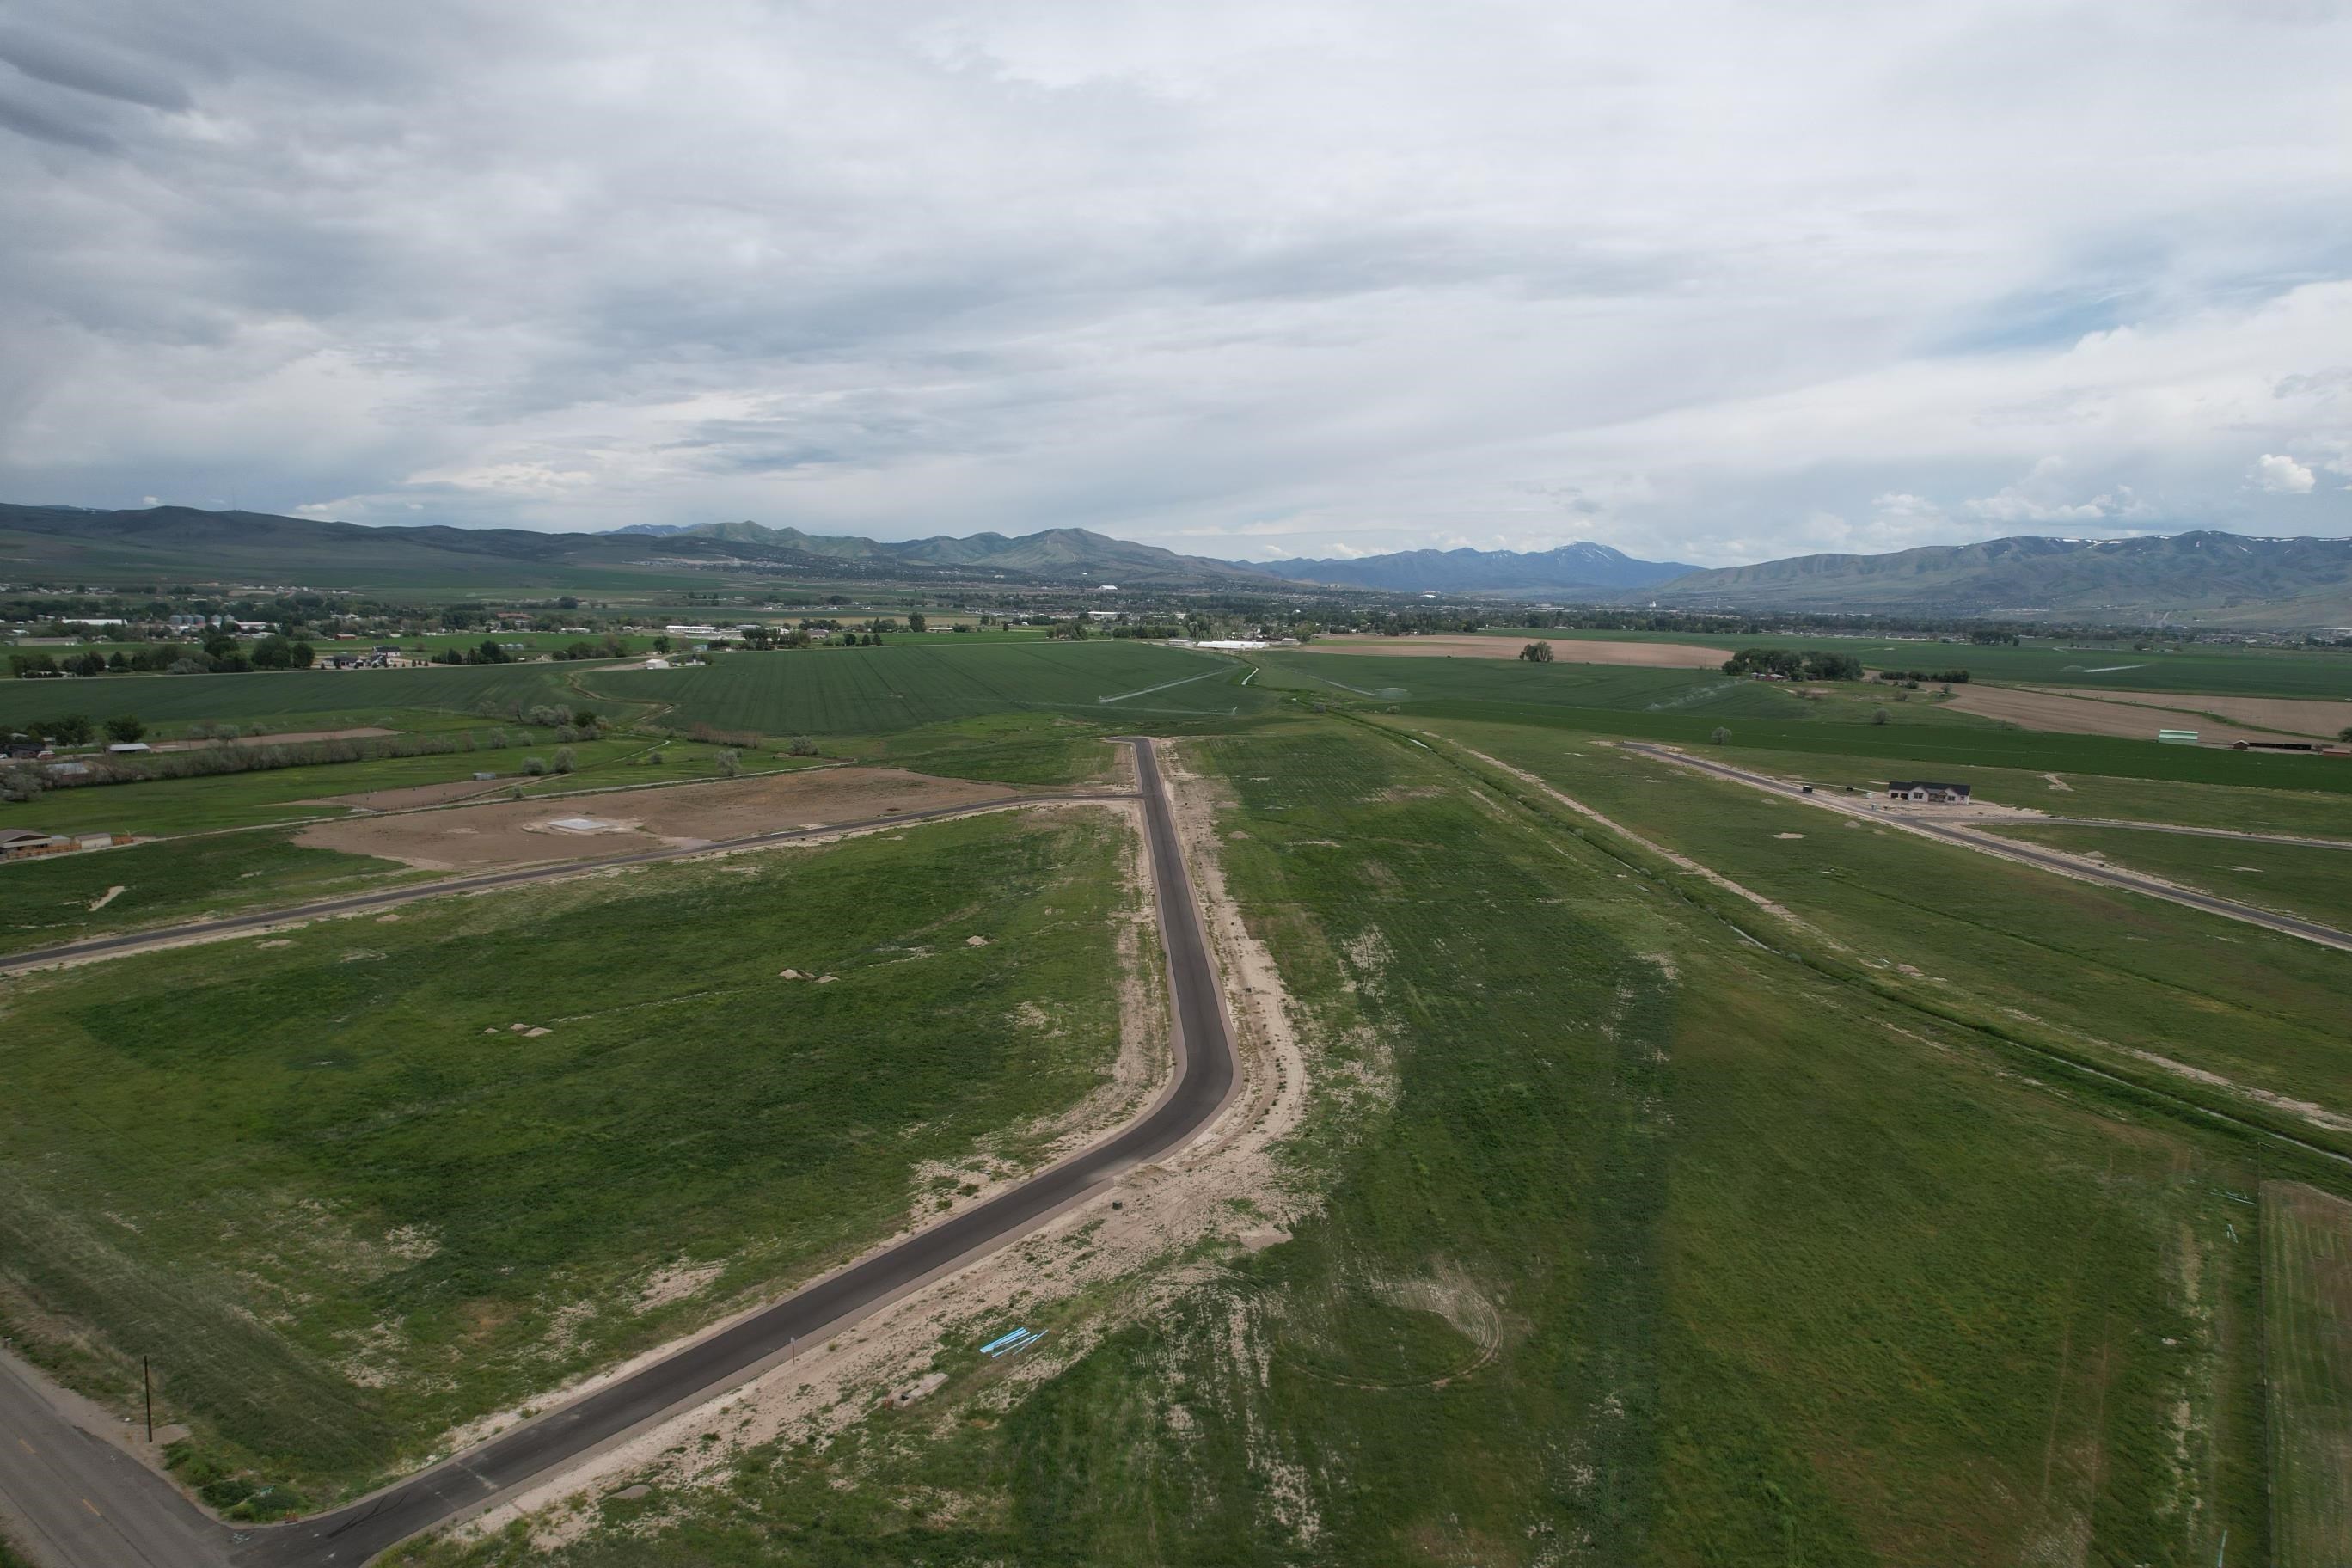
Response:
[3, 0, 2351, 562]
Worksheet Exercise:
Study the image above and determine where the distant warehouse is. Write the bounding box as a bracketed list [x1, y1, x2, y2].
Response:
[1887, 780, 1971, 804]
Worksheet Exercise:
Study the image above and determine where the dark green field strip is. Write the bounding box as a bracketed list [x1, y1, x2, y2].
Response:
[1363, 690, 2352, 792]
[0, 663, 614, 734]
[1473, 629, 2352, 701]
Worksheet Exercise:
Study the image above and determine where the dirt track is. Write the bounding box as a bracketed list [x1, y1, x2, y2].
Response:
[1304, 634, 1725, 669]
[297, 767, 1017, 869]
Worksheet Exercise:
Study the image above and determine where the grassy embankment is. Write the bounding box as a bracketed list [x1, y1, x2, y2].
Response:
[417, 719, 2269, 1567]
[2263, 1181, 2352, 1565]
[0, 808, 1140, 1510]
[1417, 716, 2352, 1158]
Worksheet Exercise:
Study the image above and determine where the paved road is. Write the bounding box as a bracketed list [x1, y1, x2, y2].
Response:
[0, 1359, 221, 1567]
[0, 791, 1134, 976]
[1621, 744, 2352, 952]
[0, 739, 1239, 1565]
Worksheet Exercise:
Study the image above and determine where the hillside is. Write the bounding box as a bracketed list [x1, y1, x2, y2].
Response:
[1249, 541, 1695, 594]
[1641, 531, 2352, 627]
[0, 506, 1283, 593]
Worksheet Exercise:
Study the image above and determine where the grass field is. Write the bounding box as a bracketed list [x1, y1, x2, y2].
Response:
[0, 808, 1139, 1505]
[1477, 628, 2352, 701]
[2263, 1181, 2352, 1568]
[0, 663, 627, 738]
[1264, 659, 2352, 794]
[1984, 824, 2352, 934]
[1712, 744, 2352, 838]
[0, 830, 420, 954]
[413, 720, 2269, 1566]
[583, 642, 1267, 737]
[1416, 717, 2352, 1155]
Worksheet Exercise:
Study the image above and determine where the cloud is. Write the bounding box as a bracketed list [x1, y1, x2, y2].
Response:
[2251, 453, 2316, 493]
[1, 1, 2350, 563]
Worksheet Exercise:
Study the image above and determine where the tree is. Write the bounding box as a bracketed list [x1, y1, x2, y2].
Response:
[907, 611, 928, 633]
[477, 638, 511, 664]
[1518, 641, 1554, 663]
[2339, 726, 2352, 743]
[715, 750, 742, 778]
[104, 714, 145, 744]
[551, 746, 576, 774]
[572, 708, 599, 730]
[46, 714, 95, 745]
[9, 652, 60, 678]
[1708, 726, 1731, 744]
[1870, 707, 1890, 726]
[251, 634, 297, 670]
[652, 635, 672, 653]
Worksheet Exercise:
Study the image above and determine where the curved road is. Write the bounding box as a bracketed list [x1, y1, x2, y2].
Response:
[1620, 743, 2352, 952]
[1, 738, 1240, 1566]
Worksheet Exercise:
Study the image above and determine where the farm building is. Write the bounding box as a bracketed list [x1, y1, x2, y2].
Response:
[0, 829, 70, 860]
[1887, 780, 1971, 804]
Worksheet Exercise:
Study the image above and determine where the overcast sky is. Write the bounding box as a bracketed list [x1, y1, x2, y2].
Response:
[3, 2, 2350, 565]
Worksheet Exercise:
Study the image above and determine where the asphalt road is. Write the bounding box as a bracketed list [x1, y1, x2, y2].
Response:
[0, 738, 1238, 1567]
[0, 790, 1134, 976]
[0, 1358, 222, 1567]
[1620, 743, 2352, 952]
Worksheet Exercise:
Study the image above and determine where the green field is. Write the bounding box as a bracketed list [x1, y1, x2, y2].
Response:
[413, 720, 2269, 1567]
[0, 662, 628, 738]
[1476, 628, 2352, 701]
[0, 808, 1140, 1504]
[1984, 823, 2352, 934]
[2264, 1181, 2352, 1568]
[583, 642, 1268, 737]
[1415, 717, 2352, 1156]
[1254, 652, 2352, 794]
[0, 831, 420, 954]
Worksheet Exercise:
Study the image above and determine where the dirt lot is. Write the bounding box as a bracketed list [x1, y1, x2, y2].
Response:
[1941, 683, 2288, 742]
[2023, 687, 2352, 739]
[1304, 634, 1726, 669]
[296, 768, 1025, 869]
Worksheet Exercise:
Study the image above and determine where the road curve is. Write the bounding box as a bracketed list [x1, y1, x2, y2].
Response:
[1, 739, 1239, 1567]
[0, 791, 1136, 976]
[1620, 743, 2352, 952]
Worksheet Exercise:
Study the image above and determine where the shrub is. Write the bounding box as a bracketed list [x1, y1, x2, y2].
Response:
[1870, 707, 1890, 725]
[787, 735, 819, 756]
[552, 746, 576, 774]
[1517, 641, 1554, 664]
[521, 756, 548, 775]
[1708, 726, 1731, 744]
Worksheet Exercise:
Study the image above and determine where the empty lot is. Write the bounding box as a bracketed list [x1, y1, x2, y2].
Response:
[296, 766, 1024, 868]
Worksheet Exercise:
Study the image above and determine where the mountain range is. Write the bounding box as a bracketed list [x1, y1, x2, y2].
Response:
[5, 505, 2350, 624]
[1246, 542, 1695, 595]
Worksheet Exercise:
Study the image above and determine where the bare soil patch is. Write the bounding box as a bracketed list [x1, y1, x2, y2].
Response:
[2024, 687, 2352, 739]
[1304, 634, 1725, 670]
[295, 768, 1020, 870]
[1943, 684, 2282, 742]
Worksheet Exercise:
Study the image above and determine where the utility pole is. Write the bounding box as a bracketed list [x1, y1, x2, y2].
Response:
[144, 1357, 153, 1443]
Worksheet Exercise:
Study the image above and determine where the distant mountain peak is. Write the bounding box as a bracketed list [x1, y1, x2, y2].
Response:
[1246, 541, 1697, 594]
